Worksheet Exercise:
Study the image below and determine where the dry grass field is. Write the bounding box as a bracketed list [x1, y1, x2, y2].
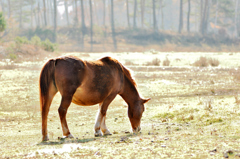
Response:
[0, 52, 240, 158]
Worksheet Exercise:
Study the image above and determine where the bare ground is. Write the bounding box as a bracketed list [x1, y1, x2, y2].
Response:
[0, 52, 240, 158]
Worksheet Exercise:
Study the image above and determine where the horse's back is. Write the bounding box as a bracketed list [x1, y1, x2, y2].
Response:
[54, 56, 124, 106]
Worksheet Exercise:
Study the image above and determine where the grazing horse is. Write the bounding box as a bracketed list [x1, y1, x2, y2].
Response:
[39, 56, 150, 141]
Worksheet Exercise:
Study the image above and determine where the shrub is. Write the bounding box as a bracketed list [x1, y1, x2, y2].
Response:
[41, 38, 57, 52]
[31, 35, 57, 52]
[125, 60, 135, 66]
[208, 57, 220, 67]
[8, 53, 17, 60]
[15, 36, 29, 45]
[0, 12, 6, 32]
[193, 56, 209, 67]
[31, 35, 42, 46]
[163, 57, 170, 66]
[27, 27, 55, 42]
[193, 56, 220, 67]
[146, 58, 161, 66]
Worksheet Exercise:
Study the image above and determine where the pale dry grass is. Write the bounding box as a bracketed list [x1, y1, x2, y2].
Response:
[1, 52, 240, 159]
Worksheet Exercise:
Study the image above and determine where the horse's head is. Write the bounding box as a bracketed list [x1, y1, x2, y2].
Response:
[128, 98, 150, 133]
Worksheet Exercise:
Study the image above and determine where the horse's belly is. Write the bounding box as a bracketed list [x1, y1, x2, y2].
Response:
[72, 87, 103, 106]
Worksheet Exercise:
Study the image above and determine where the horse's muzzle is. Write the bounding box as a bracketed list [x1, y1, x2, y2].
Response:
[133, 127, 141, 133]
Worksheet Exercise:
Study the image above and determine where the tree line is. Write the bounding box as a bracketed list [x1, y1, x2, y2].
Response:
[0, 0, 239, 49]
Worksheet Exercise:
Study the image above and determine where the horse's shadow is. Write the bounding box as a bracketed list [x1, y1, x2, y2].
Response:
[37, 137, 96, 146]
[37, 133, 136, 146]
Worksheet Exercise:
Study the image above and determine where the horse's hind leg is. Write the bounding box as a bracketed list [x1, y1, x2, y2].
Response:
[42, 83, 57, 141]
[58, 96, 74, 139]
[94, 94, 116, 137]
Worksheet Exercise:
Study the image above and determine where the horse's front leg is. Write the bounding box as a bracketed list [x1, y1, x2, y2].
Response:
[94, 94, 116, 137]
[94, 108, 104, 137]
[101, 116, 112, 135]
[58, 96, 74, 139]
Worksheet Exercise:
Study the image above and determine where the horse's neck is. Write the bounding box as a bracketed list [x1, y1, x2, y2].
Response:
[120, 79, 140, 106]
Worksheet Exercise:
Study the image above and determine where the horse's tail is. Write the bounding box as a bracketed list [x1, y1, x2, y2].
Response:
[39, 59, 57, 111]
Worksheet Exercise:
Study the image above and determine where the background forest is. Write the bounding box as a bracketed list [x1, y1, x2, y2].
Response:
[0, 0, 240, 53]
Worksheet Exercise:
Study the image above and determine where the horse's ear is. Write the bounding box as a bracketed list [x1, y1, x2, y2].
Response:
[142, 98, 151, 104]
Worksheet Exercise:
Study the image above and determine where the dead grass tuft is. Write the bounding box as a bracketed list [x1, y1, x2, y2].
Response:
[193, 56, 220, 67]
[163, 57, 170, 66]
[235, 96, 240, 105]
[193, 56, 209, 67]
[146, 58, 161, 66]
[125, 60, 136, 66]
[208, 57, 220, 67]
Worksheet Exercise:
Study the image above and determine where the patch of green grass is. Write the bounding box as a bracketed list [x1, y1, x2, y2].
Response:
[154, 108, 199, 123]
[205, 117, 223, 125]
[154, 112, 175, 119]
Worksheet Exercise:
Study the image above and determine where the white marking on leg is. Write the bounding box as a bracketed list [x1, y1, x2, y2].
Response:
[101, 116, 111, 135]
[94, 110, 103, 137]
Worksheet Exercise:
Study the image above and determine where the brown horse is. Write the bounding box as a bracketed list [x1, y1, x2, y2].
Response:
[39, 56, 150, 141]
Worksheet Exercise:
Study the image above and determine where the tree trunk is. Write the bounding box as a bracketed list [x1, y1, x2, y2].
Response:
[199, 0, 203, 33]
[201, 0, 208, 35]
[74, 0, 78, 25]
[152, 0, 157, 31]
[102, 0, 105, 27]
[31, 0, 33, 29]
[53, 0, 57, 42]
[126, 0, 130, 28]
[64, 0, 69, 26]
[1, 0, 5, 15]
[89, 0, 93, 51]
[34, 7, 38, 27]
[178, 0, 183, 33]
[205, 0, 211, 33]
[38, 1, 40, 27]
[133, 0, 137, 28]
[159, 0, 164, 30]
[187, 0, 191, 32]
[7, 0, 11, 18]
[235, 0, 239, 37]
[19, 0, 23, 28]
[43, 0, 47, 26]
[80, 0, 86, 48]
[80, 0, 86, 32]
[110, 0, 117, 49]
[48, 0, 52, 26]
[93, 0, 99, 26]
[214, 0, 218, 34]
[102, 0, 106, 37]
[141, 0, 145, 29]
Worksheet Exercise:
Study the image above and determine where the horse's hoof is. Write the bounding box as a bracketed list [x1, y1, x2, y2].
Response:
[42, 135, 49, 142]
[67, 134, 74, 139]
[95, 133, 103, 137]
[103, 131, 112, 136]
[62, 134, 74, 139]
[102, 129, 112, 136]
[95, 130, 103, 137]
[94, 132, 103, 137]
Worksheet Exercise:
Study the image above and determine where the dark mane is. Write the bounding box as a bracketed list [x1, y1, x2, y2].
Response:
[100, 56, 137, 87]
[121, 64, 137, 87]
